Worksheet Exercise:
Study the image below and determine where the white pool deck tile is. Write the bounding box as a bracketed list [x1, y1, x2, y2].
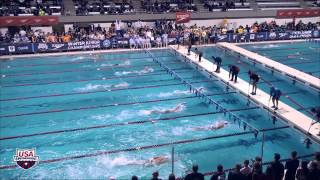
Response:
[217, 42, 320, 90]
[170, 45, 320, 142]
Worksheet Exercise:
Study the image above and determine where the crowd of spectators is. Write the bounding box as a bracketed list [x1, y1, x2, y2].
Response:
[129, 152, 320, 180]
[0, 19, 319, 45]
[74, 0, 134, 15]
[0, 0, 63, 16]
[141, 0, 197, 13]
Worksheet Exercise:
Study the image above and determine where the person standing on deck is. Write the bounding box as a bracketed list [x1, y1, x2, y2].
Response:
[248, 70, 259, 95]
[310, 108, 320, 136]
[176, 31, 181, 50]
[270, 86, 282, 110]
[212, 56, 222, 73]
[187, 41, 192, 55]
[198, 50, 203, 62]
[229, 65, 240, 83]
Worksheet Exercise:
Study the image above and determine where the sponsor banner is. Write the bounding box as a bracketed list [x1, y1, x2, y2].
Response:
[255, 32, 268, 41]
[312, 30, 320, 38]
[288, 31, 313, 39]
[277, 9, 320, 18]
[34, 43, 67, 52]
[216, 34, 228, 42]
[277, 32, 290, 40]
[176, 12, 191, 24]
[0, 16, 59, 27]
[67, 40, 101, 50]
[101, 39, 111, 48]
[0, 45, 8, 54]
[7, 43, 33, 54]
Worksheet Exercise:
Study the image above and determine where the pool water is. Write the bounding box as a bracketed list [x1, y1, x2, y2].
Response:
[240, 41, 320, 78]
[198, 45, 320, 120]
[0, 50, 319, 179]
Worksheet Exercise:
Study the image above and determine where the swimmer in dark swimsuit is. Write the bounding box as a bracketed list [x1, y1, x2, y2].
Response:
[193, 121, 228, 131]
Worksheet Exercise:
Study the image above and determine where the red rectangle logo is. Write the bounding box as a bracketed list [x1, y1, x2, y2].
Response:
[176, 12, 191, 24]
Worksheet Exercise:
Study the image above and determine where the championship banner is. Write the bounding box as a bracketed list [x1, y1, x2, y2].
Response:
[0, 16, 59, 27]
[176, 12, 191, 24]
[277, 9, 320, 18]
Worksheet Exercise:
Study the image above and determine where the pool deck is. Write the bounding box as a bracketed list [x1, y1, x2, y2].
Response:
[217, 42, 320, 91]
[170, 45, 320, 142]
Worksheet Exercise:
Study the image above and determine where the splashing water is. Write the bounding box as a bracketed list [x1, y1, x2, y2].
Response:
[148, 87, 206, 98]
[74, 82, 129, 92]
[101, 61, 131, 67]
[252, 44, 280, 49]
[115, 67, 154, 76]
[74, 83, 111, 92]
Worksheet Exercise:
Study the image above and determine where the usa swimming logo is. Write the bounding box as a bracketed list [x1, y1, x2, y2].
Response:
[103, 39, 111, 48]
[13, 149, 39, 169]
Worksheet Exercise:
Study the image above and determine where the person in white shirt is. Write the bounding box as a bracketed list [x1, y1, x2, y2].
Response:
[162, 33, 168, 47]
[115, 19, 122, 35]
[240, 160, 252, 177]
[145, 37, 151, 49]
[156, 36, 162, 48]
[129, 37, 136, 49]
[19, 29, 26, 37]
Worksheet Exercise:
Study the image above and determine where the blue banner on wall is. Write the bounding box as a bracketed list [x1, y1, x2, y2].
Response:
[1, 31, 319, 55]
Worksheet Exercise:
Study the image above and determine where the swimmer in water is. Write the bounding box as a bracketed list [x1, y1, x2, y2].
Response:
[125, 156, 170, 166]
[193, 121, 228, 131]
[144, 156, 170, 166]
[287, 52, 301, 58]
[197, 87, 206, 93]
[138, 66, 153, 74]
[115, 66, 153, 76]
[144, 103, 186, 115]
[111, 82, 129, 88]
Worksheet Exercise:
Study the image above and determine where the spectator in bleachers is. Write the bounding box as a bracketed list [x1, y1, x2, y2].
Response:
[308, 152, 320, 170]
[296, 160, 309, 180]
[227, 164, 246, 180]
[265, 165, 275, 180]
[284, 151, 299, 180]
[151, 171, 161, 180]
[240, 159, 252, 180]
[168, 174, 175, 180]
[210, 164, 226, 180]
[252, 162, 266, 180]
[185, 164, 204, 180]
[269, 153, 284, 180]
[307, 162, 320, 180]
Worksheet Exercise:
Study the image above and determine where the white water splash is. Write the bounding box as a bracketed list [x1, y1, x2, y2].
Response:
[91, 114, 112, 120]
[115, 67, 154, 76]
[252, 44, 280, 49]
[148, 87, 207, 98]
[75, 82, 129, 92]
[74, 83, 111, 92]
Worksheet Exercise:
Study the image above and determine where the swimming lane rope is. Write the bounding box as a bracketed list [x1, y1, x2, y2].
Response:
[145, 50, 260, 135]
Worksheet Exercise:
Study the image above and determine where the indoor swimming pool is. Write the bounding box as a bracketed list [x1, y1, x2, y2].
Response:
[0, 49, 319, 179]
[240, 41, 320, 78]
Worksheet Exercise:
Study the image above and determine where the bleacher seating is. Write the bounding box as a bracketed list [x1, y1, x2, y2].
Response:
[0, 0, 316, 17]
[256, 0, 302, 10]
[141, 0, 197, 13]
[202, 0, 251, 12]
[0, 0, 63, 16]
[74, 0, 134, 15]
[304, 0, 320, 7]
